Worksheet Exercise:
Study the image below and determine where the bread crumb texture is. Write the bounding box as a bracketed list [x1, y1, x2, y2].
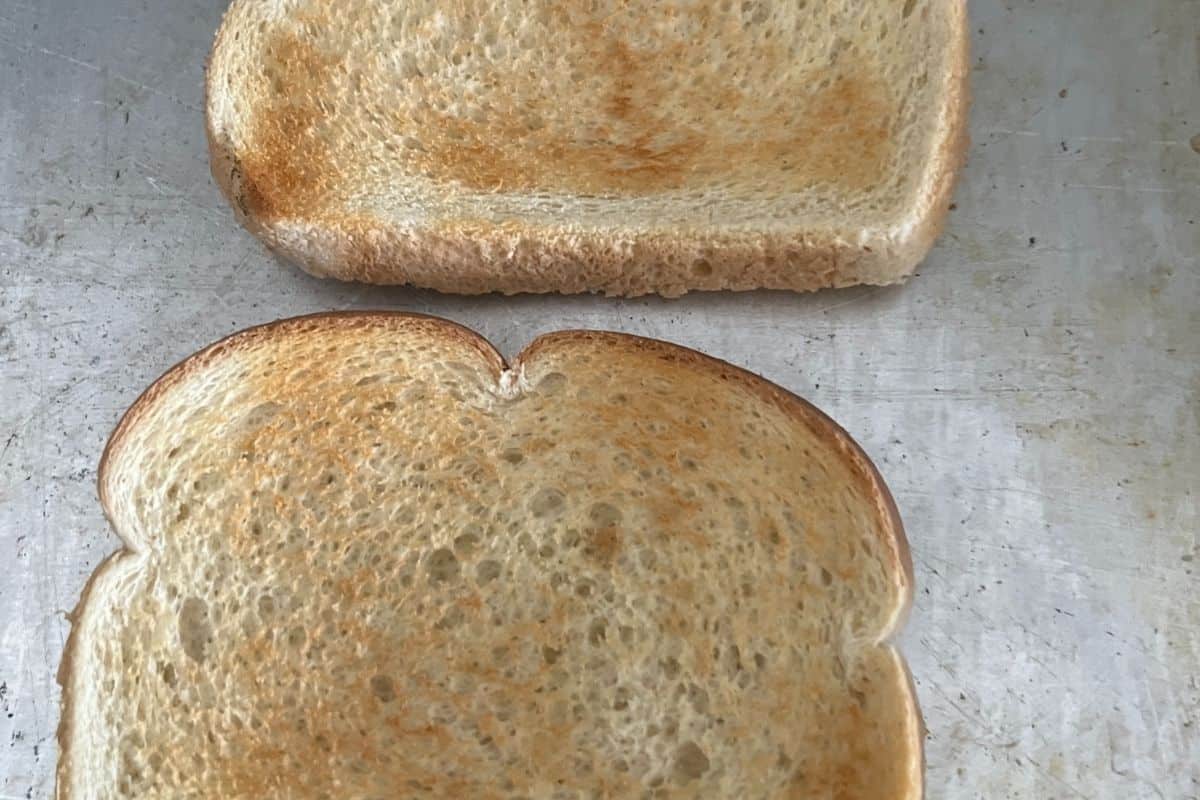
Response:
[63, 315, 918, 798]
[207, 0, 968, 295]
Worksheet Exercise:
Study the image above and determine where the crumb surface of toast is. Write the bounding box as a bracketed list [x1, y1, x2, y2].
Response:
[206, 1, 969, 295]
[59, 313, 921, 798]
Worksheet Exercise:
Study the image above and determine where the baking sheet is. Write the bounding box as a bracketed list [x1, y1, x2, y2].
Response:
[1, 0, 1198, 796]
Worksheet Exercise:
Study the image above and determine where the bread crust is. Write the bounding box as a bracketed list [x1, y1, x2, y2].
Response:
[205, 1, 969, 297]
[55, 550, 125, 800]
[62, 312, 920, 798]
[897, 0, 971, 283]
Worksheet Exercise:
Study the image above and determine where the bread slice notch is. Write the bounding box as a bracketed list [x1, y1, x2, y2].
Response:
[59, 312, 920, 798]
[206, 0, 968, 296]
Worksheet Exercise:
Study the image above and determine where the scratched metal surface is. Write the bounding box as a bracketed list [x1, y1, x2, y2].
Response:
[1, 0, 1198, 797]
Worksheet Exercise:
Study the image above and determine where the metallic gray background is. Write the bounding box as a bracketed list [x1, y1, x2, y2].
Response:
[1, 1, 1197, 796]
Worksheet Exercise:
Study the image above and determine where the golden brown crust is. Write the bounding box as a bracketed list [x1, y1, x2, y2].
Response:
[897, 654, 928, 800]
[56, 550, 134, 800]
[898, 0, 971, 279]
[199, 194, 924, 298]
[204, 3, 248, 234]
[271, 220, 883, 297]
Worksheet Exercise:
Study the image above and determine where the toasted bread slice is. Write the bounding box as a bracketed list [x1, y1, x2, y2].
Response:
[59, 313, 920, 798]
[206, 1, 968, 296]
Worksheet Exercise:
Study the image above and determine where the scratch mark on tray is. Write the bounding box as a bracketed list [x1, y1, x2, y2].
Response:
[812, 287, 886, 315]
[1064, 184, 1176, 195]
[144, 176, 168, 196]
[986, 128, 1040, 138]
[0, 35, 201, 112]
[1024, 755, 1090, 799]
